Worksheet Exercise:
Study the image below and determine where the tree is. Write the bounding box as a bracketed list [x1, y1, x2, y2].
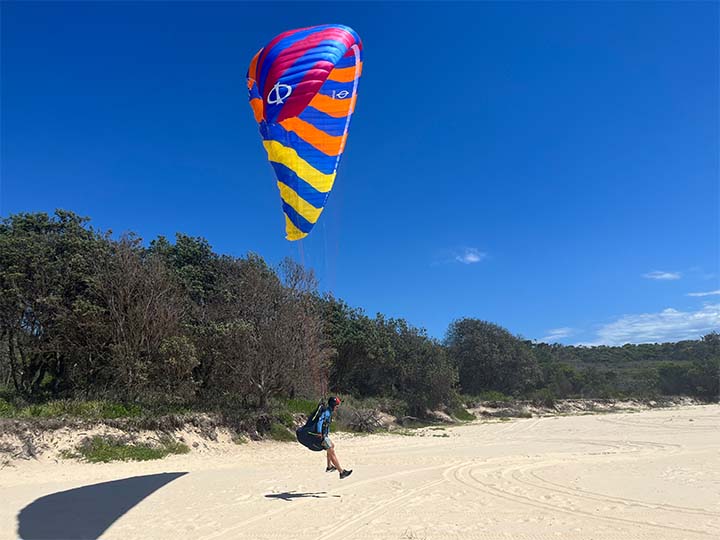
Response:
[322, 296, 395, 396]
[194, 254, 329, 409]
[445, 318, 541, 395]
[92, 235, 194, 400]
[388, 319, 457, 415]
[0, 210, 110, 399]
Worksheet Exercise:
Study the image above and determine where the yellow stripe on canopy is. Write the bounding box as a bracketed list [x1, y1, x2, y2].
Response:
[284, 215, 308, 241]
[277, 181, 323, 224]
[263, 140, 336, 193]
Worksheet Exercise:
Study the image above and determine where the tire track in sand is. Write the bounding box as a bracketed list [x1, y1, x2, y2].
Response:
[320, 461, 470, 540]
[522, 463, 720, 518]
[448, 458, 714, 537]
[197, 461, 466, 540]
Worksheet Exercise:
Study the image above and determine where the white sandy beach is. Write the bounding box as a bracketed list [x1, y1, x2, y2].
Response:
[2, 405, 719, 540]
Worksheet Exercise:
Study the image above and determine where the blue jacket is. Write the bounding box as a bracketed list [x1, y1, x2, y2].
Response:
[315, 408, 332, 437]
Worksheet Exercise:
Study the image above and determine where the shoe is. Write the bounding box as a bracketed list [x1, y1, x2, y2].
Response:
[326, 465, 336, 472]
[339, 469, 353, 479]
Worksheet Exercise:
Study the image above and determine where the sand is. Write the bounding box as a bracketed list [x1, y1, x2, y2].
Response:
[2, 405, 718, 540]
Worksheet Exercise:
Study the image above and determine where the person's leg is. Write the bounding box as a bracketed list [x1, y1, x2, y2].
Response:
[323, 438, 351, 477]
[326, 447, 343, 473]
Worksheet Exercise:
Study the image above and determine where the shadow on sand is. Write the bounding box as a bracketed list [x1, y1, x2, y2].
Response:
[18, 472, 187, 540]
[265, 491, 341, 502]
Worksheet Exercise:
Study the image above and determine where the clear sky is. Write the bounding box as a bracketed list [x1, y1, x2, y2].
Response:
[2, 1, 718, 345]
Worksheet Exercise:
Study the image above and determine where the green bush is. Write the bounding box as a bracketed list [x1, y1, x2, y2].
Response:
[528, 388, 558, 408]
[477, 391, 511, 402]
[336, 395, 408, 418]
[280, 398, 320, 415]
[449, 406, 475, 422]
[268, 423, 295, 442]
[14, 400, 143, 419]
[0, 398, 16, 417]
[65, 435, 190, 463]
[276, 411, 294, 428]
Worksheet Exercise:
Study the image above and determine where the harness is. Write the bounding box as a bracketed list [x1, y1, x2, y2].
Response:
[296, 401, 328, 452]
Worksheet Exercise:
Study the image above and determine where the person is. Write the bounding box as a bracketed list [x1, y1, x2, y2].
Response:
[296, 396, 352, 479]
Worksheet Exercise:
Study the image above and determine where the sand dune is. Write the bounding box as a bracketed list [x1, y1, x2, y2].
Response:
[2, 405, 718, 540]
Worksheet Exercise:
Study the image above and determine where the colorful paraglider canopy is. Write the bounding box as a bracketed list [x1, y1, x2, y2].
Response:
[247, 24, 363, 241]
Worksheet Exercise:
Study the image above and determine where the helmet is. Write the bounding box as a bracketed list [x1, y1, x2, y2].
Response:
[328, 396, 341, 408]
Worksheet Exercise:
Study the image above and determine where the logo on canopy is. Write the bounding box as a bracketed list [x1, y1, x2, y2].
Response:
[267, 83, 293, 105]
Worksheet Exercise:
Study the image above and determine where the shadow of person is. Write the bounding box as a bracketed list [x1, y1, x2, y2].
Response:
[264, 491, 340, 502]
[18, 472, 187, 540]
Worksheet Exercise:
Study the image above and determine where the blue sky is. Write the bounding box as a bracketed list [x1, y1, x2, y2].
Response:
[2, 1, 718, 345]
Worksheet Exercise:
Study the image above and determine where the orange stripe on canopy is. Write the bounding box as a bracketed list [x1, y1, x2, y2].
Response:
[327, 62, 362, 83]
[248, 50, 261, 82]
[308, 92, 355, 118]
[280, 117, 344, 156]
[250, 98, 264, 122]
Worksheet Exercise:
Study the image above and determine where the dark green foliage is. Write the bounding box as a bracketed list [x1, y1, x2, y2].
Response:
[445, 319, 541, 396]
[1, 209, 716, 427]
[387, 319, 456, 416]
[0, 211, 330, 411]
[0, 398, 16, 417]
[474, 391, 512, 402]
[322, 297, 397, 397]
[0, 210, 111, 399]
[149, 233, 218, 306]
[657, 358, 719, 399]
[526, 332, 719, 400]
[323, 297, 457, 416]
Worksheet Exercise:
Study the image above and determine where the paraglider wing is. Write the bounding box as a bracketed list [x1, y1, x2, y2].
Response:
[247, 24, 363, 241]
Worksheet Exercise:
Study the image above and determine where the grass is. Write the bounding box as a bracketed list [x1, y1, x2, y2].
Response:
[63, 435, 190, 463]
[475, 391, 512, 402]
[0, 398, 15, 417]
[275, 411, 295, 428]
[0, 397, 198, 421]
[449, 406, 476, 422]
[232, 434, 248, 445]
[269, 398, 320, 430]
[276, 398, 319, 415]
[268, 423, 295, 442]
[0, 399, 144, 420]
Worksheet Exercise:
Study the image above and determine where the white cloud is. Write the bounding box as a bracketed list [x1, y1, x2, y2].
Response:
[455, 248, 487, 265]
[687, 290, 720, 297]
[541, 327, 573, 343]
[582, 303, 720, 346]
[643, 271, 681, 281]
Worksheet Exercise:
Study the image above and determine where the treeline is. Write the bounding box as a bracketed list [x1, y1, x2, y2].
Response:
[1, 211, 717, 416]
[528, 339, 719, 399]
